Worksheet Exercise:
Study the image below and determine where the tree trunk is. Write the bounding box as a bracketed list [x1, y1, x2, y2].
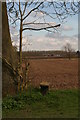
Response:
[2, 2, 18, 97]
[19, 19, 23, 69]
[69, 52, 71, 60]
[18, 18, 24, 91]
[2, 2, 12, 63]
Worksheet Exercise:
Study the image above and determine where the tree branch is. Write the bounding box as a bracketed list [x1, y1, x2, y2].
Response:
[22, 2, 28, 16]
[2, 57, 19, 76]
[37, 9, 57, 19]
[19, 0, 22, 16]
[23, 2, 43, 21]
[22, 24, 60, 31]
[12, 18, 20, 24]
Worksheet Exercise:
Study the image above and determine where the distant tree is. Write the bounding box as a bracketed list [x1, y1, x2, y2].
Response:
[77, 50, 80, 58]
[63, 43, 74, 59]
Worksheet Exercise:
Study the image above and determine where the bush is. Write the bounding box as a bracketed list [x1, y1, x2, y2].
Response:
[2, 95, 24, 110]
[2, 88, 43, 110]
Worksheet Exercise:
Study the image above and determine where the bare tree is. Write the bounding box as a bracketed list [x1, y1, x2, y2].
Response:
[7, 1, 80, 68]
[63, 43, 74, 59]
[7, 1, 80, 91]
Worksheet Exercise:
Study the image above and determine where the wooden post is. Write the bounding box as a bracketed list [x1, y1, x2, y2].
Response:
[40, 82, 49, 95]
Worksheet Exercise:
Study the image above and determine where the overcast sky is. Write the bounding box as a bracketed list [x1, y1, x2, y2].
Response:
[10, 2, 78, 51]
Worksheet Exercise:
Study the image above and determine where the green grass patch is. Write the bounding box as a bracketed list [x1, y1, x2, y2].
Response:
[2, 88, 79, 118]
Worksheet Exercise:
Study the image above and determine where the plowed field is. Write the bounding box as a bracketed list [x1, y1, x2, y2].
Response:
[28, 58, 78, 89]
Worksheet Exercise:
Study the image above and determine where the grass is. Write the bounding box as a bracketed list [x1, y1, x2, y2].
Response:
[2, 88, 79, 118]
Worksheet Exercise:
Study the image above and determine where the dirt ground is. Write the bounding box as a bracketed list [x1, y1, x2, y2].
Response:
[27, 58, 78, 89]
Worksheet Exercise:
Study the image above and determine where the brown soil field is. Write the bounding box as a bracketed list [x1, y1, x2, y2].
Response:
[28, 58, 78, 89]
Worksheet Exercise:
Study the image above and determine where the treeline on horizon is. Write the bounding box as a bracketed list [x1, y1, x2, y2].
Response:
[18, 50, 79, 59]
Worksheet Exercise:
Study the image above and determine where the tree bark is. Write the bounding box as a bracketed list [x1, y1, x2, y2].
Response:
[2, 2, 18, 97]
[2, 2, 12, 63]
